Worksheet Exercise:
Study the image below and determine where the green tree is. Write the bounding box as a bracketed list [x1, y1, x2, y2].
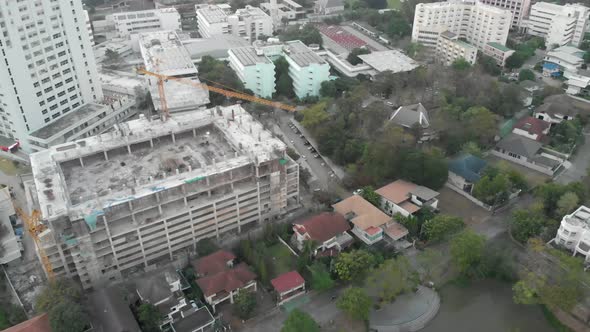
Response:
[309, 262, 335, 291]
[396, 213, 420, 238]
[286, 147, 300, 161]
[320, 81, 338, 98]
[233, 290, 257, 319]
[472, 173, 510, 206]
[36, 279, 89, 332]
[417, 248, 444, 282]
[398, 148, 449, 189]
[422, 215, 465, 242]
[452, 58, 472, 71]
[360, 186, 381, 206]
[585, 51, 590, 64]
[198, 56, 247, 105]
[461, 141, 483, 157]
[513, 272, 582, 311]
[505, 52, 526, 69]
[281, 309, 320, 332]
[347, 47, 371, 65]
[450, 230, 486, 277]
[301, 101, 329, 128]
[104, 48, 123, 69]
[137, 303, 162, 332]
[274, 56, 294, 98]
[518, 69, 536, 81]
[279, 25, 323, 46]
[333, 249, 376, 281]
[478, 54, 501, 75]
[461, 106, 498, 146]
[366, 257, 417, 304]
[196, 238, 219, 257]
[557, 192, 579, 217]
[0, 304, 26, 330]
[337, 287, 372, 321]
[511, 209, 545, 244]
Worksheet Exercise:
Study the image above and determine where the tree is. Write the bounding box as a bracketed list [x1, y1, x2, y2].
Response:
[281, 309, 320, 332]
[557, 192, 579, 217]
[366, 257, 417, 304]
[472, 173, 510, 206]
[137, 303, 161, 332]
[286, 147, 300, 161]
[104, 49, 124, 69]
[452, 58, 471, 71]
[279, 25, 323, 46]
[337, 287, 372, 321]
[585, 51, 590, 64]
[196, 238, 219, 257]
[274, 56, 294, 98]
[360, 186, 380, 206]
[233, 290, 257, 319]
[461, 141, 483, 157]
[396, 213, 420, 238]
[513, 272, 582, 311]
[333, 249, 376, 281]
[417, 248, 444, 282]
[0, 304, 26, 330]
[461, 106, 498, 146]
[397, 148, 449, 189]
[450, 230, 486, 277]
[198, 56, 247, 105]
[505, 52, 526, 69]
[511, 209, 546, 244]
[518, 69, 535, 81]
[301, 101, 329, 128]
[347, 47, 371, 65]
[478, 55, 501, 75]
[422, 215, 465, 242]
[320, 81, 338, 98]
[309, 262, 334, 291]
[48, 301, 89, 332]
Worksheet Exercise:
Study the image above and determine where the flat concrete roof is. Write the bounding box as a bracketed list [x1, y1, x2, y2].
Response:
[139, 31, 198, 77]
[182, 36, 250, 60]
[284, 40, 326, 67]
[197, 6, 228, 24]
[358, 50, 418, 73]
[30, 105, 286, 222]
[147, 77, 210, 111]
[230, 47, 272, 66]
[29, 103, 107, 140]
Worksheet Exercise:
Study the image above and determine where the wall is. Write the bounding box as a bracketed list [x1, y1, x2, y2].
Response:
[490, 150, 555, 175]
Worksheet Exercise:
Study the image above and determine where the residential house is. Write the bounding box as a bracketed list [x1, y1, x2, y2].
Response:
[554, 205, 590, 261]
[543, 45, 590, 95]
[88, 286, 142, 332]
[168, 306, 216, 332]
[1, 314, 50, 332]
[315, 0, 345, 15]
[193, 250, 257, 312]
[332, 195, 408, 245]
[390, 103, 430, 129]
[492, 133, 564, 175]
[447, 154, 488, 194]
[271, 271, 306, 305]
[512, 116, 550, 142]
[135, 266, 191, 316]
[292, 212, 353, 256]
[534, 94, 590, 124]
[375, 180, 440, 218]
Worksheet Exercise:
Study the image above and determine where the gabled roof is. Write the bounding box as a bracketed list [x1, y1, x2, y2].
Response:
[196, 263, 256, 297]
[389, 103, 430, 129]
[193, 250, 236, 277]
[448, 154, 487, 183]
[513, 116, 550, 141]
[271, 271, 305, 293]
[1, 314, 51, 332]
[496, 133, 543, 159]
[375, 180, 417, 204]
[293, 212, 350, 243]
[409, 186, 439, 201]
[332, 195, 391, 231]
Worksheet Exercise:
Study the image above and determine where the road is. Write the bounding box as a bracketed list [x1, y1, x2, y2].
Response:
[555, 131, 590, 184]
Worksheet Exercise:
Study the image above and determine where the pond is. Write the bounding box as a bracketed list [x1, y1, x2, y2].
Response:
[422, 279, 557, 332]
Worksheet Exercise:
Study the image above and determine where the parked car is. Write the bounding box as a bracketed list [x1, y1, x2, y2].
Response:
[313, 154, 319, 158]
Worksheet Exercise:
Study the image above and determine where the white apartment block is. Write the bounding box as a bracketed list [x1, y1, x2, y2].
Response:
[228, 46, 277, 98]
[527, 2, 590, 49]
[479, 0, 531, 29]
[27, 104, 300, 288]
[197, 5, 273, 41]
[84, 10, 94, 46]
[555, 205, 590, 261]
[112, 8, 181, 38]
[436, 31, 478, 66]
[283, 41, 331, 99]
[483, 42, 515, 66]
[0, 0, 103, 152]
[412, 0, 511, 51]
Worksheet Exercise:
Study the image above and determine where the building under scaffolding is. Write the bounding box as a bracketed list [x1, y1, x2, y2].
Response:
[27, 105, 299, 288]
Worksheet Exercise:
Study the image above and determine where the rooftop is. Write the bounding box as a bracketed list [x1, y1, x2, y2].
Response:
[293, 212, 351, 243]
[88, 286, 142, 332]
[389, 103, 430, 128]
[172, 307, 215, 332]
[114, 8, 177, 21]
[536, 94, 590, 117]
[192, 250, 236, 276]
[487, 42, 511, 52]
[332, 195, 390, 231]
[1, 314, 50, 332]
[229, 47, 272, 66]
[513, 116, 550, 141]
[448, 154, 487, 183]
[546, 45, 585, 65]
[29, 103, 107, 140]
[440, 30, 457, 39]
[135, 266, 180, 304]
[147, 77, 210, 112]
[139, 30, 197, 76]
[383, 222, 408, 241]
[233, 6, 271, 19]
[271, 271, 305, 293]
[29, 105, 287, 222]
[284, 40, 327, 67]
[197, 6, 228, 24]
[496, 133, 543, 159]
[182, 36, 250, 60]
[196, 262, 256, 297]
[357, 50, 419, 73]
[564, 205, 590, 228]
[376, 180, 417, 204]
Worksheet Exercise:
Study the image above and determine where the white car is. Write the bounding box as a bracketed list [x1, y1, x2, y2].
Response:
[353, 189, 363, 195]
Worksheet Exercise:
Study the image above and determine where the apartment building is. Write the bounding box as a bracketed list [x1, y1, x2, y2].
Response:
[483, 42, 515, 66]
[112, 8, 181, 38]
[554, 205, 590, 261]
[0, 0, 103, 152]
[27, 104, 300, 288]
[283, 40, 330, 99]
[412, 0, 511, 51]
[479, 0, 531, 29]
[527, 2, 590, 48]
[197, 5, 273, 41]
[84, 10, 94, 46]
[228, 47, 276, 98]
[260, 0, 307, 23]
[436, 31, 478, 65]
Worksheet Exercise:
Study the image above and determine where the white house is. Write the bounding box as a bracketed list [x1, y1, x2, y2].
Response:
[554, 205, 590, 261]
[375, 180, 440, 217]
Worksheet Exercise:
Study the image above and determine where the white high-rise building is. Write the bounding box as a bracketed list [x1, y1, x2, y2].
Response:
[197, 5, 273, 41]
[527, 2, 590, 48]
[0, 0, 103, 151]
[412, 0, 511, 50]
[84, 10, 94, 46]
[479, 0, 531, 29]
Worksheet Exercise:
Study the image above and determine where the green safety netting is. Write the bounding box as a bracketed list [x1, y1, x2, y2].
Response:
[84, 210, 104, 231]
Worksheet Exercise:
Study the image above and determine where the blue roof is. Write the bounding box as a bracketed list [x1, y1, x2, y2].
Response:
[448, 154, 487, 183]
[543, 62, 560, 70]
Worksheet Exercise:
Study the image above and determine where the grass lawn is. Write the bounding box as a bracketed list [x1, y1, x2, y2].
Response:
[388, 0, 402, 10]
[0, 158, 30, 176]
[267, 243, 297, 276]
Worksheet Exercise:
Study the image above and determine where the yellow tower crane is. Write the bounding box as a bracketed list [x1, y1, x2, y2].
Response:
[137, 68, 298, 121]
[14, 207, 54, 280]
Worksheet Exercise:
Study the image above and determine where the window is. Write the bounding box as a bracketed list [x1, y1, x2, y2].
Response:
[49, 104, 57, 110]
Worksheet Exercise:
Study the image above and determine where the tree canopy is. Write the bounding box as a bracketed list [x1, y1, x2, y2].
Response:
[450, 230, 486, 277]
[337, 287, 372, 321]
[366, 257, 418, 305]
[233, 290, 257, 319]
[301, 101, 329, 128]
[36, 279, 89, 332]
[198, 56, 247, 105]
[279, 25, 323, 46]
[347, 48, 371, 65]
[422, 215, 465, 242]
[137, 304, 162, 332]
[274, 56, 294, 98]
[334, 249, 378, 281]
[518, 69, 536, 81]
[281, 309, 320, 332]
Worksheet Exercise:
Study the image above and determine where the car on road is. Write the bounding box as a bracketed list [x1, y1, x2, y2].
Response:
[386, 101, 394, 107]
[353, 189, 363, 195]
[304, 141, 310, 145]
[299, 134, 304, 138]
[313, 154, 319, 158]
[307, 146, 313, 150]
[321, 162, 326, 166]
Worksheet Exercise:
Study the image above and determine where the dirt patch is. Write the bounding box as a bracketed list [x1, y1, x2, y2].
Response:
[485, 155, 550, 189]
[437, 187, 490, 225]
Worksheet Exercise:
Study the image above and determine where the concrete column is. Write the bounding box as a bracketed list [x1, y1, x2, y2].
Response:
[172, 133, 176, 143]
[213, 202, 220, 240]
[102, 215, 122, 271]
[79, 157, 84, 167]
[149, 138, 153, 148]
[128, 201, 133, 211]
[235, 196, 241, 233]
[127, 144, 131, 154]
[155, 192, 160, 203]
[136, 229, 148, 267]
[192, 128, 196, 137]
[189, 210, 197, 252]
[158, 204, 162, 215]
[103, 150, 109, 161]
[256, 182, 262, 221]
[163, 219, 173, 260]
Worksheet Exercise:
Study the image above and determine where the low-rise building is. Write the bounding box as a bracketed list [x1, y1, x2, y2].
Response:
[292, 212, 353, 256]
[351, 21, 380, 38]
[324, 49, 418, 78]
[0, 186, 21, 265]
[534, 94, 590, 124]
[315, 0, 345, 15]
[512, 116, 550, 142]
[447, 154, 487, 194]
[389, 103, 430, 129]
[543, 45, 590, 95]
[261, 0, 306, 22]
[271, 271, 305, 305]
[197, 5, 273, 41]
[193, 250, 257, 312]
[375, 180, 439, 218]
[1, 314, 50, 332]
[228, 47, 277, 98]
[492, 133, 564, 175]
[169, 306, 216, 332]
[113, 8, 181, 38]
[555, 205, 590, 260]
[284, 41, 331, 99]
[436, 31, 478, 66]
[483, 42, 515, 67]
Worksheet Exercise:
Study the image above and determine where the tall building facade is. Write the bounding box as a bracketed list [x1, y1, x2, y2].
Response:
[412, 0, 511, 50]
[112, 8, 181, 38]
[479, 0, 531, 29]
[197, 5, 273, 41]
[527, 2, 590, 48]
[0, 0, 103, 151]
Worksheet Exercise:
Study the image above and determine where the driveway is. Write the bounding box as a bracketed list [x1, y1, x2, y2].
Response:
[555, 132, 590, 184]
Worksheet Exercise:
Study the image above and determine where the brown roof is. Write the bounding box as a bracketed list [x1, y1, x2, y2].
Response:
[196, 263, 256, 297]
[192, 250, 236, 276]
[1, 314, 51, 332]
[375, 180, 417, 204]
[399, 201, 420, 214]
[513, 116, 550, 141]
[293, 212, 350, 243]
[332, 195, 390, 231]
[383, 222, 409, 241]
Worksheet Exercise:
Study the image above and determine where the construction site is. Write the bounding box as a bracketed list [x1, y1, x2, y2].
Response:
[26, 104, 300, 289]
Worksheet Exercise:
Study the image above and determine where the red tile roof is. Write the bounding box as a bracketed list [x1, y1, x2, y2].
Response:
[196, 263, 256, 297]
[293, 212, 351, 243]
[1, 314, 51, 332]
[375, 180, 417, 204]
[192, 250, 236, 276]
[513, 116, 550, 141]
[271, 271, 305, 293]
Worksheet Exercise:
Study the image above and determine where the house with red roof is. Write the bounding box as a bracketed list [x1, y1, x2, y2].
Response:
[375, 180, 439, 218]
[512, 116, 550, 142]
[292, 212, 353, 256]
[1, 314, 51, 332]
[192, 250, 257, 312]
[271, 271, 305, 305]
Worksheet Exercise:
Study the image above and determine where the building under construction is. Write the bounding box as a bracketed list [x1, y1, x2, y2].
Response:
[26, 105, 299, 288]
